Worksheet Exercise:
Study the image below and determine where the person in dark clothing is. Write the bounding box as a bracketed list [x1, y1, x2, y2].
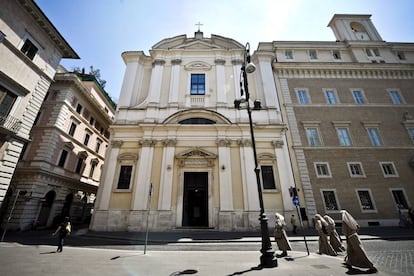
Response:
[52, 216, 70, 253]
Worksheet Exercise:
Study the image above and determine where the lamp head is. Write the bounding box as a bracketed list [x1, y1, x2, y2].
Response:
[245, 62, 256, 74]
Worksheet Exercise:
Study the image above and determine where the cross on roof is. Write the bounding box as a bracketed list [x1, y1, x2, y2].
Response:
[195, 22, 203, 32]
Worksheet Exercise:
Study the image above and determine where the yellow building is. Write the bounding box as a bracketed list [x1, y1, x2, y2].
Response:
[91, 31, 296, 231]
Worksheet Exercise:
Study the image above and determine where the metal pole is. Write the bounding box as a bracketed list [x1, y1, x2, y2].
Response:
[1, 190, 21, 242]
[243, 52, 277, 268]
[295, 205, 309, 255]
[144, 183, 153, 254]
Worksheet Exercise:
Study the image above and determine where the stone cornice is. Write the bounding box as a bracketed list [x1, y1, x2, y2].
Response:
[273, 64, 414, 79]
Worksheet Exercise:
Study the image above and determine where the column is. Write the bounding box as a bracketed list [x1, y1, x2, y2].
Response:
[239, 139, 260, 211]
[118, 52, 143, 107]
[95, 140, 123, 210]
[132, 139, 155, 210]
[215, 59, 226, 105]
[232, 59, 243, 99]
[256, 55, 279, 109]
[168, 59, 181, 105]
[273, 136, 296, 211]
[217, 139, 233, 211]
[158, 139, 177, 210]
[147, 59, 165, 105]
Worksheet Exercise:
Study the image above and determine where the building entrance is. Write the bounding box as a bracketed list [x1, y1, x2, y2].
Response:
[182, 172, 208, 227]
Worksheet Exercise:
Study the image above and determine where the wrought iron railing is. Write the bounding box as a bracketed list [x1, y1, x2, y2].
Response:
[0, 113, 22, 133]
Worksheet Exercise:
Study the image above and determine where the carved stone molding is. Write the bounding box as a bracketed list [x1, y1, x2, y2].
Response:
[139, 139, 156, 147]
[216, 138, 231, 147]
[162, 139, 177, 146]
[215, 59, 226, 65]
[272, 140, 284, 148]
[171, 59, 182, 65]
[176, 147, 216, 168]
[238, 139, 251, 147]
[232, 59, 243, 65]
[153, 59, 166, 66]
[111, 140, 123, 148]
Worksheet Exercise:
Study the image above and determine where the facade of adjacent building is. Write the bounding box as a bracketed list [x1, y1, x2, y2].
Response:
[8, 67, 116, 230]
[0, 0, 78, 220]
[91, 31, 297, 232]
[258, 14, 414, 226]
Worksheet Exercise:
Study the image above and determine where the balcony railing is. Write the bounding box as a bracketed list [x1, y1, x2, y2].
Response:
[0, 113, 22, 133]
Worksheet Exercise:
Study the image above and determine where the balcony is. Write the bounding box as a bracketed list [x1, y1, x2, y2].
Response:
[0, 113, 22, 134]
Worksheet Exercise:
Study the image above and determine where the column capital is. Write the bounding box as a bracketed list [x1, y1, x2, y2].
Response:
[162, 139, 177, 146]
[111, 140, 123, 148]
[171, 59, 182, 65]
[216, 138, 231, 147]
[139, 139, 156, 147]
[272, 140, 284, 148]
[215, 59, 226, 65]
[238, 139, 251, 147]
[153, 59, 166, 66]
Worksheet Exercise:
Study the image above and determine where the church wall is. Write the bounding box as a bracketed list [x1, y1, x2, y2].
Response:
[230, 146, 244, 210]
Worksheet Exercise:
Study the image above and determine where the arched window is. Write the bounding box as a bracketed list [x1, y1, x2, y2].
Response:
[179, 118, 216, 124]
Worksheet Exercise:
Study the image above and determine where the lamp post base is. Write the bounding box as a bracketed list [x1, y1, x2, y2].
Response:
[259, 213, 278, 268]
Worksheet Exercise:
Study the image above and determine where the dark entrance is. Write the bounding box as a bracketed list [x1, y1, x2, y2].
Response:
[182, 172, 208, 227]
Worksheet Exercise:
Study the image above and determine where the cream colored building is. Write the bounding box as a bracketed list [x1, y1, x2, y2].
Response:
[0, 0, 78, 214]
[91, 31, 296, 231]
[8, 67, 115, 230]
[258, 14, 414, 226]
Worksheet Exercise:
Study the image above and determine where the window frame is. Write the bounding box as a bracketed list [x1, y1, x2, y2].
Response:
[347, 162, 366, 178]
[323, 89, 339, 104]
[285, 50, 293, 60]
[356, 189, 377, 213]
[380, 162, 399, 177]
[321, 189, 340, 213]
[190, 73, 206, 95]
[390, 189, 409, 210]
[295, 88, 310, 104]
[367, 127, 383, 146]
[314, 162, 332, 178]
[305, 127, 322, 146]
[260, 165, 277, 191]
[332, 50, 341, 60]
[407, 128, 414, 144]
[308, 49, 318, 60]
[20, 38, 39, 60]
[336, 127, 352, 146]
[388, 89, 405, 104]
[57, 149, 69, 168]
[351, 89, 366, 104]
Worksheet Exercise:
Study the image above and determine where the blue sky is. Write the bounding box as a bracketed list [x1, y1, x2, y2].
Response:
[34, 0, 414, 103]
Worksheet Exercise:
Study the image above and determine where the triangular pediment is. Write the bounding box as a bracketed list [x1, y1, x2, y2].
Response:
[152, 34, 244, 50]
[176, 147, 217, 159]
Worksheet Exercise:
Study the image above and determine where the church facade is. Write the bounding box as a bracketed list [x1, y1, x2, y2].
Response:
[91, 32, 297, 231]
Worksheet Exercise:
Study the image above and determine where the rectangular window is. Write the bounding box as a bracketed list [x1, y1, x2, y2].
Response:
[190, 74, 205, 95]
[309, 50, 318, 60]
[337, 128, 352, 146]
[373, 48, 380, 56]
[285, 50, 293, 60]
[348, 162, 365, 177]
[367, 128, 382, 146]
[76, 103, 83, 114]
[391, 190, 409, 209]
[357, 190, 375, 211]
[89, 163, 96, 178]
[306, 128, 322, 146]
[332, 50, 341, 60]
[315, 162, 331, 177]
[75, 157, 84, 174]
[117, 165, 133, 189]
[365, 49, 373, 57]
[89, 117, 95, 126]
[95, 139, 102, 153]
[68, 122, 77, 136]
[408, 128, 414, 144]
[380, 162, 398, 177]
[389, 90, 404, 104]
[352, 90, 365, 104]
[297, 89, 310, 104]
[325, 90, 337, 104]
[84, 133, 90, 146]
[261, 165, 276, 190]
[20, 39, 38, 60]
[397, 51, 406, 60]
[58, 150, 68, 168]
[0, 85, 18, 116]
[322, 190, 339, 211]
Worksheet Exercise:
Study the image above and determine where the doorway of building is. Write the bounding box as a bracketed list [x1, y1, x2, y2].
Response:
[182, 172, 208, 227]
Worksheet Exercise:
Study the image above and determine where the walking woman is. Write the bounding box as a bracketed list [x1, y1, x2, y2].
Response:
[341, 210, 378, 273]
[274, 213, 292, 257]
[324, 214, 345, 253]
[315, 214, 337, 256]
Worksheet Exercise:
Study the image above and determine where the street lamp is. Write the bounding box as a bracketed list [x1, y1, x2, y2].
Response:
[234, 43, 277, 268]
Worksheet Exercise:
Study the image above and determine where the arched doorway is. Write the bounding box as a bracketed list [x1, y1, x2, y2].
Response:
[36, 190, 56, 227]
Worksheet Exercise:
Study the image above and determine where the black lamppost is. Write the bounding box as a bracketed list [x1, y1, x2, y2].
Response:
[234, 43, 277, 268]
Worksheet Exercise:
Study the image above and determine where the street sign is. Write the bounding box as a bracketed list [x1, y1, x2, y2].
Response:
[292, 196, 300, 206]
